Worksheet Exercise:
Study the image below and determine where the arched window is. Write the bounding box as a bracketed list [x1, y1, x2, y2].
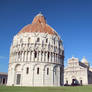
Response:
[18, 52, 21, 58]
[34, 51, 37, 58]
[37, 38, 40, 42]
[26, 67, 29, 74]
[48, 52, 50, 60]
[37, 67, 39, 74]
[47, 68, 49, 75]
[28, 37, 31, 43]
[46, 38, 48, 43]
[54, 38, 55, 45]
[41, 51, 43, 55]
[20, 39, 23, 43]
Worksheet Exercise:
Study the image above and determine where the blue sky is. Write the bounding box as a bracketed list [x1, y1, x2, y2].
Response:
[0, 0, 92, 72]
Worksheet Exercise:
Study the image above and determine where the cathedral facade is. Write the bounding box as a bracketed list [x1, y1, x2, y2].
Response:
[7, 14, 64, 86]
[64, 57, 92, 85]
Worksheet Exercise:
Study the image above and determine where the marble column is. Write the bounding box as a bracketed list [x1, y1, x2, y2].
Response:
[21, 51, 24, 62]
[49, 52, 51, 63]
[30, 51, 32, 62]
[37, 51, 39, 62]
[28, 51, 30, 61]
[16, 52, 18, 62]
[31, 51, 34, 62]
[24, 51, 27, 62]
[45, 52, 47, 62]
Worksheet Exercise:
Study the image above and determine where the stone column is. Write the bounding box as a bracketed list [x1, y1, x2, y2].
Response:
[38, 51, 39, 62]
[16, 52, 18, 62]
[50, 52, 52, 63]
[21, 51, 23, 62]
[34, 51, 35, 62]
[42, 51, 44, 62]
[39, 51, 41, 62]
[20, 52, 22, 62]
[43, 51, 45, 62]
[26, 51, 28, 62]
[28, 51, 30, 61]
[31, 51, 34, 62]
[15, 52, 17, 62]
[30, 51, 32, 62]
[54, 53, 55, 63]
[41, 51, 42, 62]
[56, 54, 58, 63]
[43, 69, 45, 86]
[55, 54, 56, 63]
[49, 52, 50, 63]
[44, 52, 46, 62]
[24, 51, 27, 62]
[52, 53, 54, 63]
[45, 52, 47, 62]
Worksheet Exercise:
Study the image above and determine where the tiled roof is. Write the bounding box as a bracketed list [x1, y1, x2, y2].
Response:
[18, 13, 58, 36]
[0, 72, 8, 76]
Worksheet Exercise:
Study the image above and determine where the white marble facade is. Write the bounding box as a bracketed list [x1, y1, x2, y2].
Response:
[64, 57, 92, 85]
[7, 14, 64, 86]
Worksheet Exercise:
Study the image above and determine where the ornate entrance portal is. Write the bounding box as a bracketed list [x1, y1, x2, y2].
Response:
[72, 79, 76, 84]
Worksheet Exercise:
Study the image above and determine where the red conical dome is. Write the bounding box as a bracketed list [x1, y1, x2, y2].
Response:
[18, 13, 57, 35]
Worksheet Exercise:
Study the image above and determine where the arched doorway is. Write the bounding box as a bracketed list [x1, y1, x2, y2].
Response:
[72, 79, 76, 84]
[15, 64, 21, 85]
[71, 76, 79, 86]
[71, 79, 79, 86]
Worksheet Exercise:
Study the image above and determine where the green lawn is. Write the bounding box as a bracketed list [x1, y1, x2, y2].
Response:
[0, 86, 92, 92]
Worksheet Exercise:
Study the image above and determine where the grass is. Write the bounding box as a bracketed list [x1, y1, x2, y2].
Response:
[0, 86, 92, 92]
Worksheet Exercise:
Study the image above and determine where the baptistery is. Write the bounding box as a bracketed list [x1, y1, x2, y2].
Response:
[7, 13, 64, 86]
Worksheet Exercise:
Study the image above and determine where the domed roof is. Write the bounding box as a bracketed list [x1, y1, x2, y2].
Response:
[18, 13, 58, 36]
[81, 57, 88, 64]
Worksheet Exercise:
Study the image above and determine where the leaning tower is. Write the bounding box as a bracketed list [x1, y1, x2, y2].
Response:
[7, 13, 64, 86]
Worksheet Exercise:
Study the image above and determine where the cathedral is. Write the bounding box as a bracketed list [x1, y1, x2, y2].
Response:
[7, 13, 64, 86]
[64, 57, 92, 85]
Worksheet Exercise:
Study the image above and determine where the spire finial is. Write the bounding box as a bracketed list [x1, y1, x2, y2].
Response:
[36, 11, 43, 17]
[39, 11, 42, 14]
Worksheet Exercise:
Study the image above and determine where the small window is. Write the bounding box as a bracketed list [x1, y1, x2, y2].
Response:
[18, 52, 20, 58]
[37, 67, 39, 74]
[47, 68, 49, 75]
[41, 51, 43, 55]
[34, 51, 37, 58]
[54, 39, 55, 45]
[46, 38, 48, 43]
[28, 37, 31, 43]
[48, 52, 50, 60]
[26, 67, 29, 74]
[20, 39, 23, 43]
[37, 38, 40, 42]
